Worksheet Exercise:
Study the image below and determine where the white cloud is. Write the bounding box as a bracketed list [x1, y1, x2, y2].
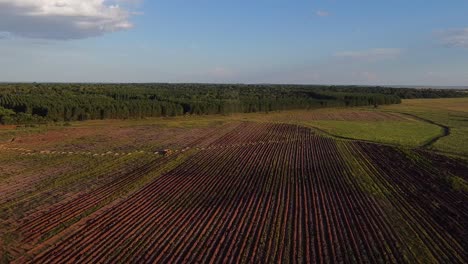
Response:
[438, 28, 468, 48]
[315, 10, 330, 17]
[334, 48, 401, 61]
[0, 31, 11, 39]
[0, 0, 137, 39]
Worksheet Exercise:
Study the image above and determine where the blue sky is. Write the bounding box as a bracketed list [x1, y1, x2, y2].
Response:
[0, 0, 467, 85]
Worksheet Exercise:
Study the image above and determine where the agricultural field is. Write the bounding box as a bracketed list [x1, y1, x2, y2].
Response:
[225, 108, 445, 148]
[0, 99, 467, 263]
[382, 98, 468, 156]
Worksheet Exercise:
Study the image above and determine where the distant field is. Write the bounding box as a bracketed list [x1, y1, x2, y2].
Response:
[308, 120, 442, 147]
[0, 99, 465, 155]
[237, 98, 468, 156]
[391, 98, 468, 112]
[1, 98, 467, 263]
[222, 108, 445, 149]
[382, 98, 468, 156]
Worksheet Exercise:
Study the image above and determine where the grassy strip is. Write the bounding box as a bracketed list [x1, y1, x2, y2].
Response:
[336, 141, 389, 198]
[401, 149, 468, 193]
[0, 154, 153, 225]
[308, 120, 441, 148]
[451, 176, 468, 192]
[36, 150, 197, 244]
[336, 141, 438, 262]
[0, 155, 155, 261]
[382, 98, 468, 157]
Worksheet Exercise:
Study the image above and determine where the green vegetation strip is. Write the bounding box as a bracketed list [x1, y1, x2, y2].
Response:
[308, 120, 442, 148]
[37, 150, 197, 244]
[451, 176, 468, 192]
[382, 98, 468, 157]
[337, 142, 438, 262]
[0, 155, 139, 219]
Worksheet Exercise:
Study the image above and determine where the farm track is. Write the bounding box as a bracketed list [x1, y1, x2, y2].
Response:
[0, 123, 240, 204]
[0, 125, 289, 157]
[15, 123, 467, 263]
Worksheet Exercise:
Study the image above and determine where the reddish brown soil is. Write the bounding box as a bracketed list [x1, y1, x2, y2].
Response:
[6, 122, 239, 153]
[15, 123, 466, 263]
[259, 109, 409, 122]
[301, 110, 407, 121]
[0, 125, 17, 130]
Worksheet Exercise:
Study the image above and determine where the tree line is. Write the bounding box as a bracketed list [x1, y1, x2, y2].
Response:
[0, 83, 462, 124]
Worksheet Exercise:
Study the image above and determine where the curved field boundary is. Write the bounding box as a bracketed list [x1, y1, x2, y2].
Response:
[0, 114, 447, 158]
[297, 114, 450, 151]
[305, 125, 390, 145]
[395, 112, 451, 148]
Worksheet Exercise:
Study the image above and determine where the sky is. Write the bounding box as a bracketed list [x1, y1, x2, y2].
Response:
[0, 0, 467, 85]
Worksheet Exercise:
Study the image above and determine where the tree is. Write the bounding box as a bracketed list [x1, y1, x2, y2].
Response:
[0, 106, 15, 124]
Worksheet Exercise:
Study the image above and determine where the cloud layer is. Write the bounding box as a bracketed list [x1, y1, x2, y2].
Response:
[334, 48, 401, 61]
[0, 0, 135, 39]
[439, 28, 468, 48]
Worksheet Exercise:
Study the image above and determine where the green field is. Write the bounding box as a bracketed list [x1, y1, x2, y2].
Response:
[382, 98, 468, 156]
[307, 120, 442, 147]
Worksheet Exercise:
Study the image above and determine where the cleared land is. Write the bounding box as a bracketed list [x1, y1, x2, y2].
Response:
[382, 98, 468, 156]
[225, 108, 444, 148]
[0, 99, 467, 263]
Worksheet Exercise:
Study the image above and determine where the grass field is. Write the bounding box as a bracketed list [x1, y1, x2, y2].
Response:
[307, 120, 442, 147]
[382, 98, 468, 156]
[1, 98, 467, 263]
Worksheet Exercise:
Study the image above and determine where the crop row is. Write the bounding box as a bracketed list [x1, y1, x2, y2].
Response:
[289, 110, 405, 121]
[13, 124, 238, 249]
[16, 155, 172, 246]
[350, 142, 467, 262]
[18, 123, 467, 263]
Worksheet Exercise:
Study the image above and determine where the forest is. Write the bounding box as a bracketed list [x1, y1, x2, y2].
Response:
[0, 83, 464, 124]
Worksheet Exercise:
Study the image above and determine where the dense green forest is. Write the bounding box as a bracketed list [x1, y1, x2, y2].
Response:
[0, 83, 465, 124]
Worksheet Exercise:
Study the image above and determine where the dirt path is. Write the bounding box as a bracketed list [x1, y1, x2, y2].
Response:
[0, 138, 305, 158]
